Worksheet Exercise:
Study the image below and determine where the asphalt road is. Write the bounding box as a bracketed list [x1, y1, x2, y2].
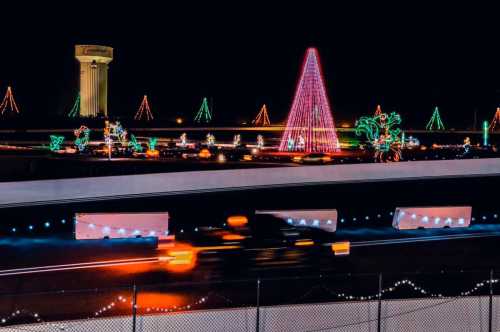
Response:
[2, 225, 500, 326]
[1, 225, 500, 293]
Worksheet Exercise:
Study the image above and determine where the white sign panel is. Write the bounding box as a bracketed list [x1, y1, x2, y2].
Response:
[392, 206, 472, 230]
[75, 212, 169, 240]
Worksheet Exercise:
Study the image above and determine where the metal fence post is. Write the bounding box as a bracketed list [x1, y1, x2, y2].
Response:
[256, 278, 261, 332]
[377, 273, 383, 332]
[489, 269, 493, 332]
[132, 284, 137, 332]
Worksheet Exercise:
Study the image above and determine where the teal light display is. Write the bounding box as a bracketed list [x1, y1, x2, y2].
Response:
[68, 93, 80, 118]
[426, 107, 445, 131]
[483, 121, 489, 146]
[128, 134, 143, 152]
[148, 137, 158, 151]
[194, 97, 212, 123]
[49, 135, 64, 151]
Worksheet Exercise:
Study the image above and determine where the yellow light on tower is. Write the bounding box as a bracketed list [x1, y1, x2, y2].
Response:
[176, 117, 183, 125]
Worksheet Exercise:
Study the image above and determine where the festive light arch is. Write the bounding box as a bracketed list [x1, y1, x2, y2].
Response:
[279, 48, 339, 153]
[0, 86, 20, 116]
[134, 95, 154, 121]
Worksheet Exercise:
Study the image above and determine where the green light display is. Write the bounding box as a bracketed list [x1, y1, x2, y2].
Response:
[68, 93, 80, 118]
[49, 135, 64, 151]
[426, 107, 445, 130]
[355, 112, 402, 162]
[128, 134, 143, 152]
[483, 121, 489, 146]
[148, 137, 158, 151]
[74, 126, 90, 152]
[194, 97, 212, 123]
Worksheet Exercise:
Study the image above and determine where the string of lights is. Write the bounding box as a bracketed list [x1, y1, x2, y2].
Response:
[134, 95, 154, 121]
[253, 104, 271, 126]
[489, 107, 500, 131]
[0, 309, 43, 325]
[75, 218, 168, 237]
[93, 295, 129, 318]
[426, 106, 445, 131]
[0, 86, 20, 115]
[279, 48, 339, 153]
[296, 278, 499, 303]
[194, 97, 212, 123]
[394, 210, 468, 226]
[1, 278, 499, 328]
[143, 295, 210, 314]
[5, 210, 499, 235]
[9, 218, 67, 233]
[68, 93, 80, 118]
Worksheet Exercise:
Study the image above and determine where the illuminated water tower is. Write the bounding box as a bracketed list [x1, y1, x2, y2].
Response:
[75, 45, 113, 118]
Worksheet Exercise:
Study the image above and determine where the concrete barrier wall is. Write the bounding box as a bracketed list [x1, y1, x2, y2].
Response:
[2, 158, 500, 207]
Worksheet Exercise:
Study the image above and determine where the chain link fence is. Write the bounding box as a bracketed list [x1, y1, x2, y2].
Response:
[1, 270, 499, 331]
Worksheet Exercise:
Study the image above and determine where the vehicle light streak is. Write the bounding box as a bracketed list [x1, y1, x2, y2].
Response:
[0, 257, 160, 277]
[344, 232, 500, 248]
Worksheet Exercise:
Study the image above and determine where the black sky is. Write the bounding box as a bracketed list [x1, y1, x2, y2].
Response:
[2, 2, 500, 129]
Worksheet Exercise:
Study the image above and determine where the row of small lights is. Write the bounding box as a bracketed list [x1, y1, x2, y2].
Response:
[77, 220, 169, 237]
[93, 294, 212, 318]
[337, 211, 499, 224]
[324, 278, 500, 301]
[6, 212, 500, 235]
[2, 279, 499, 327]
[93, 295, 128, 318]
[9, 218, 67, 233]
[397, 211, 467, 225]
[1, 309, 42, 325]
[144, 296, 208, 314]
[8, 218, 168, 237]
[287, 219, 335, 227]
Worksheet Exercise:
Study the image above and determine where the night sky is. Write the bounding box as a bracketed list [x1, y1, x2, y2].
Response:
[2, 3, 500, 129]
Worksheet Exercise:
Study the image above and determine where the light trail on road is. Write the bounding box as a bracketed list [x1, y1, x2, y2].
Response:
[1, 231, 499, 277]
[349, 231, 500, 247]
[0, 256, 161, 277]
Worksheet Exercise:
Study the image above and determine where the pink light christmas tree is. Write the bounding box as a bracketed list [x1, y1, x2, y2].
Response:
[279, 48, 339, 153]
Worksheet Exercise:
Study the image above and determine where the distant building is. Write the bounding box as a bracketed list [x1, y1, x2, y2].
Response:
[75, 45, 113, 118]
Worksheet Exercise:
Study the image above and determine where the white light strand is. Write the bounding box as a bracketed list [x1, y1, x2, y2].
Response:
[76, 220, 168, 237]
[93, 295, 128, 318]
[144, 295, 209, 314]
[321, 278, 500, 301]
[0, 309, 43, 325]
